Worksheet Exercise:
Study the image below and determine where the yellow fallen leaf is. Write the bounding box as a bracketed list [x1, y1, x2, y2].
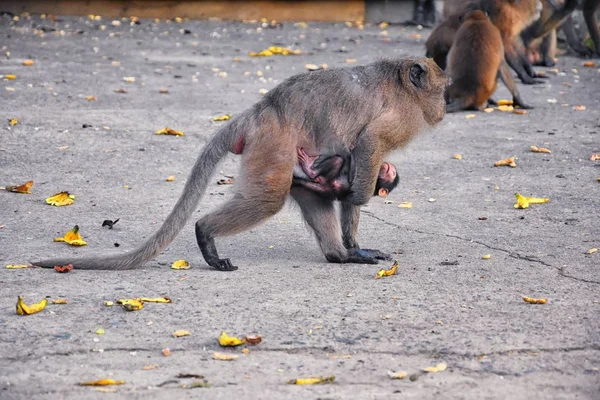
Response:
[497, 105, 514, 112]
[16, 296, 47, 315]
[140, 297, 172, 303]
[142, 365, 158, 370]
[117, 298, 144, 311]
[242, 348, 250, 355]
[423, 362, 448, 373]
[54, 225, 87, 246]
[171, 259, 190, 269]
[9, 118, 18, 126]
[173, 329, 191, 337]
[155, 127, 184, 136]
[497, 99, 513, 106]
[52, 298, 68, 304]
[465, 114, 476, 119]
[287, 376, 335, 385]
[104, 301, 114, 306]
[23, 59, 34, 66]
[483, 107, 494, 113]
[523, 296, 548, 304]
[218, 331, 244, 347]
[79, 379, 125, 386]
[530, 146, 551, 154]
[452, 154, 462, 160]
[346, 58, 357, 63]
[398, 201, 413, 208]
[213, 352, 239, 361]
[248, 46, 301, 57]
[5, 180, 33, 193]
[213, 114, 231, 121]
[494, 157, 517, 168]
[96, 328, 105, 335]
[482, 254, 491, 260]
[586, 248, 598, 254]
[4, 74, 16, 80]
[6, 264, 31, 269]
[123, 76, 135, 83]
[514, 193, 549, 209]
[166, 175, 176, 182]
[387, 370, 408, 379]
[294, 21, 308, 29]
[46, 191, 75, 206]
[375, 260, 399, 279]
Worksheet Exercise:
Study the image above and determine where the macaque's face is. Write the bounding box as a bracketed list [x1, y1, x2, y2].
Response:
[377, 162, 398, 197]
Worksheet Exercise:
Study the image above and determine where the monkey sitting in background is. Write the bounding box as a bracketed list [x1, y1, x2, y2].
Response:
[446, 10, 532, 112]
[293, 148, 399, 198]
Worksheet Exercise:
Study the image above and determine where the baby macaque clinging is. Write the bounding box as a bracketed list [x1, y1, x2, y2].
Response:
[446, 10, 532, 112]
[32, 58, 449, 271]
[293, 148, 399, 198]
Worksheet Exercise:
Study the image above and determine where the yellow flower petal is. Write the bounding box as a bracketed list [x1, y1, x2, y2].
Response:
[171, 259, 190, 269]
[218, 331, 244, 347]
[212, 114, 231, 121]
[46, 191, 75, 206]
[173, 329, 191, 337]
[523, 296, 548, 304]
[423, 362, 448, 373]
[139, 297, 172, 303]
[54, 225, 87, 246]
[117, 298, 144, 311]
[16, 296, 47, 315]
[375, 260, 399, 279]
[155, 127, 184, 136]
[79, 379, 125, 386]
[287, 376, 335, 385]
[212, 352, 239, 361]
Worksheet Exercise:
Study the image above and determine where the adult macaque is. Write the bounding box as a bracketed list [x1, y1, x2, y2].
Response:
[293, 148, 399, 198]
[33, 58, 449, 271]
[446, 10, 532, 111]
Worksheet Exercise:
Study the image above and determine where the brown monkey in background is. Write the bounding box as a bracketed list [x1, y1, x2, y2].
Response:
[32, 58, 449, 271]
[446, 10, 532, 111]
[427, 0, 543, 84]
[293, 148, 399, 198]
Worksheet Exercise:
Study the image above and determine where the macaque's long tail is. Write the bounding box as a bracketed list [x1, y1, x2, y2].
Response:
[32, 124, 237, 270]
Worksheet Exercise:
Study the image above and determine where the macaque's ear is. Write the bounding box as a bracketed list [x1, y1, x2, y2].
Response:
[409, 62, 429, 89]
[378, 188, 389, 198]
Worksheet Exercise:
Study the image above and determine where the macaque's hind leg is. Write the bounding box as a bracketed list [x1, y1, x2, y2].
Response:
[498, 60, 533, 109]
[291, 187, 379, 264]
[196, 142, 294, 271]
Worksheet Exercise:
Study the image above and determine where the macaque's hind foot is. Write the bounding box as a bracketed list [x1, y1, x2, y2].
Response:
[359, 248, 393, 261]
[346, 249, 380, 264]
[210, 258, 238, 271]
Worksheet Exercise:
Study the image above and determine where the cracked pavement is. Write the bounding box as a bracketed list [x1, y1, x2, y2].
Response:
[1, 12, 599, 400]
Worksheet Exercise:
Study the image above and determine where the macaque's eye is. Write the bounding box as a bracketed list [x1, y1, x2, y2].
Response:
[409, 62, 428, 89]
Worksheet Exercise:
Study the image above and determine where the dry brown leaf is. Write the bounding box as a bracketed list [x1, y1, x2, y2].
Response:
[5, 180, 33, 193]
[113, 88, 127, 93]
[54, 264, 74, 273]
[243, 334, 262, 345]
[583, 61, 596, 67]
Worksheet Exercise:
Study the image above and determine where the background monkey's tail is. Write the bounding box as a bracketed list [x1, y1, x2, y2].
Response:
[32, 123, 238, 270]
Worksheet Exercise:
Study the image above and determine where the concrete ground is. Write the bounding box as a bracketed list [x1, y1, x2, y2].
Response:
[0, 12, 599, 400]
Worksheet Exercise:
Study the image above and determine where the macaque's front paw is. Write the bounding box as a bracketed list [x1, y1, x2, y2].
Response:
[359, 248, 393, 261]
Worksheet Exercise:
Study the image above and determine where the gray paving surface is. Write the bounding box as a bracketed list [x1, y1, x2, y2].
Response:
[1, 13, 599, 400]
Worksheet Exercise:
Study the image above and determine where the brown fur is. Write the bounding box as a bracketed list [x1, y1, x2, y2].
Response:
[428, 0, 542, 84]
[32, 58, 449, 271]
[446, 10, 532, 112]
